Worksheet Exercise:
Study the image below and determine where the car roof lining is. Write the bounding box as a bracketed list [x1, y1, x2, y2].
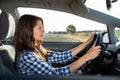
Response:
[0, 0, 120, 27]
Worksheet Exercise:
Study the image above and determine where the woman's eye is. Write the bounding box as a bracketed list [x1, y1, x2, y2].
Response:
[39, 26, 44, 30]
[39, 27, 41, 30]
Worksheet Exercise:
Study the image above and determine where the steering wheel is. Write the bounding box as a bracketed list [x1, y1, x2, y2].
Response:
[80, 32, 117, 74]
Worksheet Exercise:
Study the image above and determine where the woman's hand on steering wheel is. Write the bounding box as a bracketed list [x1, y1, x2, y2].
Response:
[86, 45, 101, 60]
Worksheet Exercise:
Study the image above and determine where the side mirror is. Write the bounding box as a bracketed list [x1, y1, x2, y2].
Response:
[103, 32, 110, 43]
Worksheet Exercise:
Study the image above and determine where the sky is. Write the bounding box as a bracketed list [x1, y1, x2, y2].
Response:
[17, 0, 120, 32]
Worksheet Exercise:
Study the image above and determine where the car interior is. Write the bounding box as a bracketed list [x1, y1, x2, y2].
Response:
[0, 0, 120, 80]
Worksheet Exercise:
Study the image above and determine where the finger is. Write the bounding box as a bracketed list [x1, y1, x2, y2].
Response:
[96, 46, 101, 54]
[91, 32, 96, 37]
[94, 38, 97, 46]
[96, 45, 101, 49]
[91, 37, 97, 48]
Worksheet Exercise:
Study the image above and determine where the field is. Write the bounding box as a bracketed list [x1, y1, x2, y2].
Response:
[115, 29, 120, 40]
[44, 32, 91, 42]
[44, 29, 120, 42]
[116, 30, 120, 40]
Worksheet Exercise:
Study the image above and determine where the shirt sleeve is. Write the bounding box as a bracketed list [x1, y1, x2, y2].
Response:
[18, 51, 71, 76]
[48, 50, 73, 64]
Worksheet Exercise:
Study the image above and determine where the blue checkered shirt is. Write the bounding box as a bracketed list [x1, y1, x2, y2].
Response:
[16, 50, 73, 76]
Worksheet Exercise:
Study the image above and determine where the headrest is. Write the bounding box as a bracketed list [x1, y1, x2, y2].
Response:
[0, 11, 15, 40]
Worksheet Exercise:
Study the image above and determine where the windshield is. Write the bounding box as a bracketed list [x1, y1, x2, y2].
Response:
[85, 0, 120, 19]
[17, 7, 107, 42]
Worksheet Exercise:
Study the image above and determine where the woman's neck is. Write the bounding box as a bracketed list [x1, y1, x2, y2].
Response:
[35, 41, 41, 47]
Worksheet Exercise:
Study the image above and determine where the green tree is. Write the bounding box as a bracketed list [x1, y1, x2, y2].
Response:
[66, 24, 76, 34]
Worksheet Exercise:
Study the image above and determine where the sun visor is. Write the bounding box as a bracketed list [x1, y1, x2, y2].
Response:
[70, 0, 89, 15]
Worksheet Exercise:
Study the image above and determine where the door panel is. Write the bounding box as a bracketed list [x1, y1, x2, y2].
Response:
[43, 42, 81, 51]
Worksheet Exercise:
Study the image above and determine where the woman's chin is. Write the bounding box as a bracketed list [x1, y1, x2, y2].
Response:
[40, 38, 44, 41]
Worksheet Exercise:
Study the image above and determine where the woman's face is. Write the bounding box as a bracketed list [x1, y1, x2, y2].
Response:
[33, 20, 45, 42]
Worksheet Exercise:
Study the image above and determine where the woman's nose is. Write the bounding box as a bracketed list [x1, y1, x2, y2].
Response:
[42, 29, 45, 33]
[43, 30, 45, 33]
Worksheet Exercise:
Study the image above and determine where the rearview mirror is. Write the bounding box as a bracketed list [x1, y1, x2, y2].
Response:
[106, 0, 118, 11]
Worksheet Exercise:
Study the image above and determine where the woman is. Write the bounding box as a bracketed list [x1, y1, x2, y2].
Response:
[14, 14, 101, 76]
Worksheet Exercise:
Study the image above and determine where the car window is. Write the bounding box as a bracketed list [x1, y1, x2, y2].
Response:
[17, 7, 107, 42]
[0, 9, 1, 14]
[115, 27, 120, 41]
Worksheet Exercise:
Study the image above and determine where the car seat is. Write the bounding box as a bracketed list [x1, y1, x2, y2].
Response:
[0, 11, 18, 75]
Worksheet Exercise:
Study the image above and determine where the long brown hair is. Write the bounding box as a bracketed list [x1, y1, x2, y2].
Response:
[14, 14, 48, 63]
